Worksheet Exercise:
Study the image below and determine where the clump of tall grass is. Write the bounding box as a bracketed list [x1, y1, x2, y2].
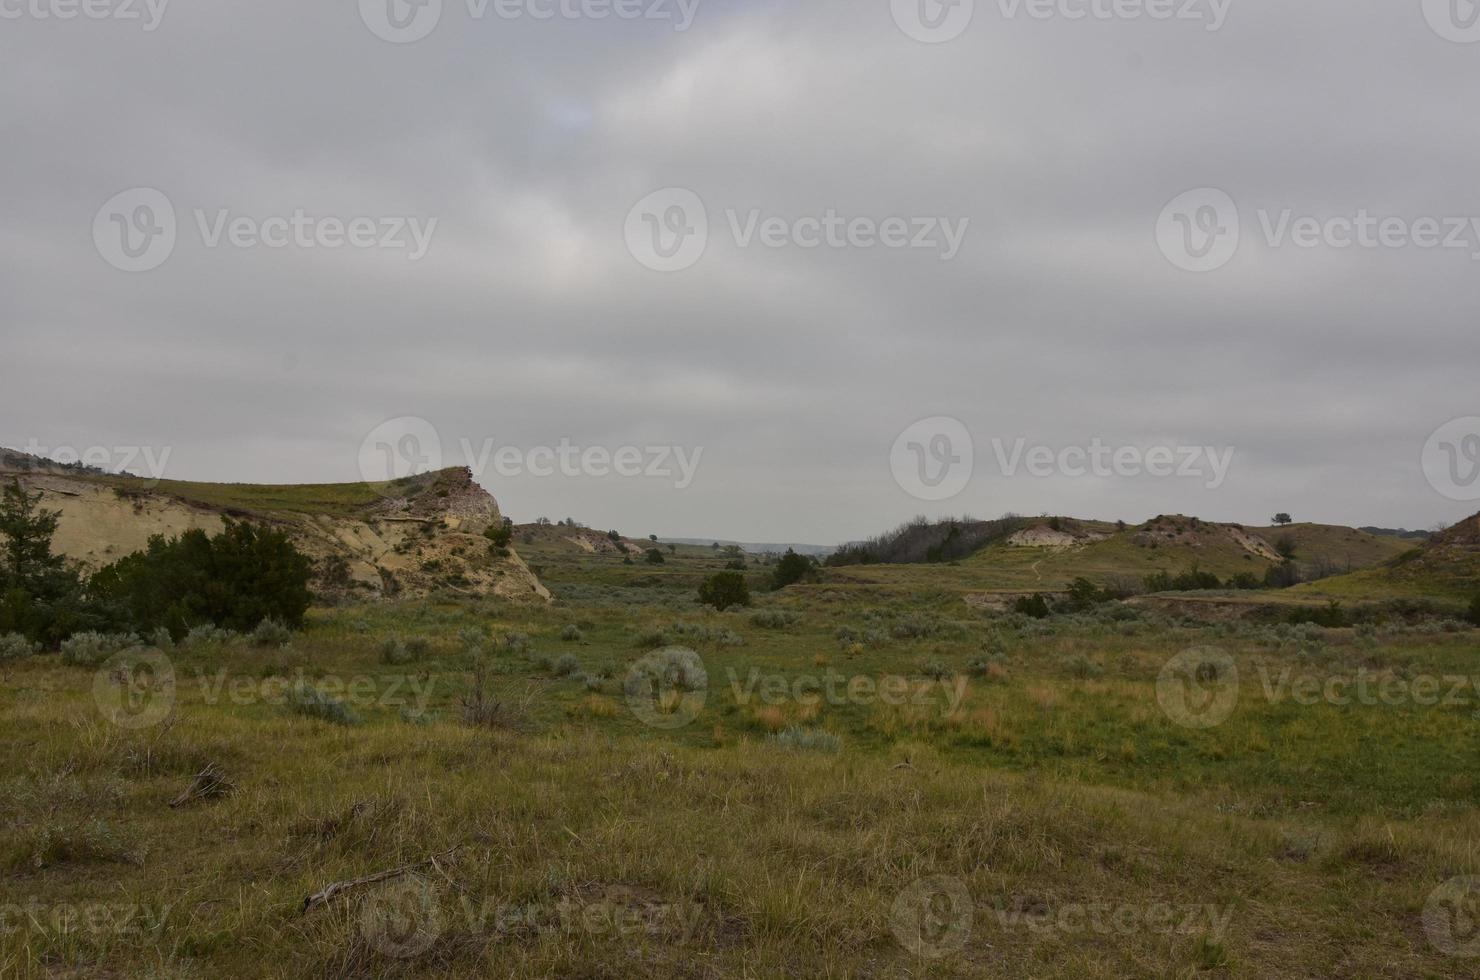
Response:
[769, 726, 842, 753]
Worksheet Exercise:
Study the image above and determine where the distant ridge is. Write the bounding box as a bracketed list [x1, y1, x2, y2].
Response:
[658, 538, 834, 557]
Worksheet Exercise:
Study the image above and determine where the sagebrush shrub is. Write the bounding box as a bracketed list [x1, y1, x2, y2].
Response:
[751, 609, 801, 630]
[287, 681, 360, 726]
[0, 633, 39, 661]
[182, 625, 236, 649]
[250, 618, 294, 648]
[59, 632, 138, 667]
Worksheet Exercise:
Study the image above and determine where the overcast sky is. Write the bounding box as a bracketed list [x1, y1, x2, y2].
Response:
[3, 0, 1479, 543]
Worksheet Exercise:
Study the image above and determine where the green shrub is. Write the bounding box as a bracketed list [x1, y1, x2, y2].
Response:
[560, 624, 584, 642]
[770, 549, 815, 590]
[635, 627, 670, 649]
[0, 479, 99, 646]
[1467, 594, 1480, 627]
[623, 647, 706, 698]
[59, 631, 138, 667]
[1066, 654, 1104, 679]
[287, 680, 360, 726]
[750, 609, 801, 630]
[0, 632, 39, 661]
[89, 522, 313, 639]
[250, 618, 294, 648]
[1014, 594, 1052, 619]
[919, 660, 952, 681]
[553, 653, 581, 676]
[182, 624, 235, 649]
[697, 572, 751, 611]
[380, 638, 413, 665]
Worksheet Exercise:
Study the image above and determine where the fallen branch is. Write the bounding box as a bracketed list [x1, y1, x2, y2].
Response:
[302, 845, 461, 915]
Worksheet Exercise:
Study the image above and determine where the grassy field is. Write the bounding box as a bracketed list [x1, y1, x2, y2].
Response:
[4, 543, 1480, 977]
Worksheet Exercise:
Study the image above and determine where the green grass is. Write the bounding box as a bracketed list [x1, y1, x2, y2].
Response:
[4, 544, 1480, 977]
[83, 470, 452, 518]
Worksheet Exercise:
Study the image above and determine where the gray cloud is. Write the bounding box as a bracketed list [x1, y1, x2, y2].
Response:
[3, 0, 1477, 542]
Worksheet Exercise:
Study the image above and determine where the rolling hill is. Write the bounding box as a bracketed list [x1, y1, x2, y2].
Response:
[0, 450, 549, 602]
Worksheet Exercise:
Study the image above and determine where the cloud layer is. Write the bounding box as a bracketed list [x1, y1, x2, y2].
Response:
[3, 0, 1477, 542]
